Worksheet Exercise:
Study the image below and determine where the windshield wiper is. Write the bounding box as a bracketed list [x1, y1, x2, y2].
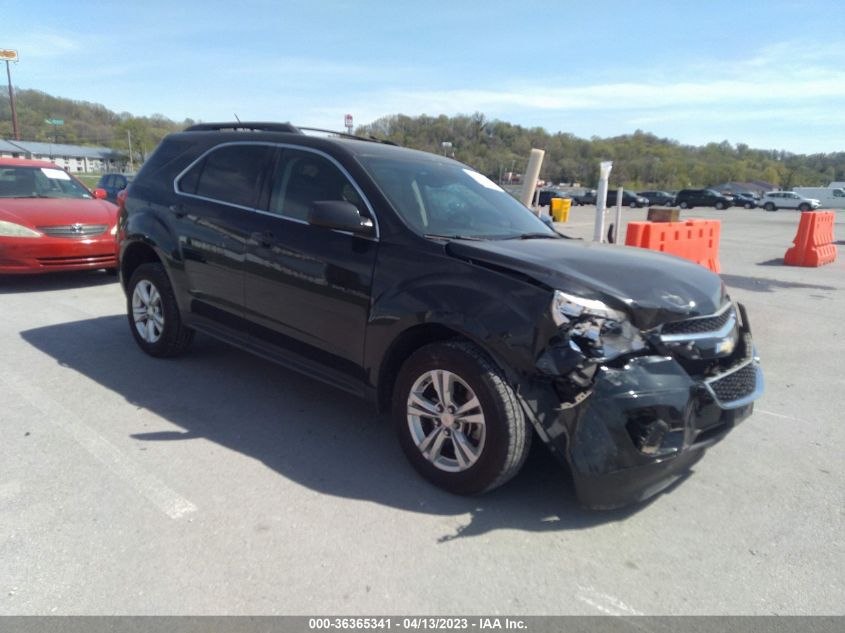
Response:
[503, 232, 561, 240]
[424, 233, 486, 241]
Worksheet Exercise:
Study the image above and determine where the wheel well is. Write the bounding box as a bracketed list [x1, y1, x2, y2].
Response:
[377, 323, 468, 414]
[121, 242, 162, 289]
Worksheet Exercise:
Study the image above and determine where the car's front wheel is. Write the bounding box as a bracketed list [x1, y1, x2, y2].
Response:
[744, 202, 753, 209]
[798, 203, 810, 211]
[127, 263, 193, 357]
[764, 202, 777, 211]
[679, 201, 689, 209]
[392, 341, 531, 495]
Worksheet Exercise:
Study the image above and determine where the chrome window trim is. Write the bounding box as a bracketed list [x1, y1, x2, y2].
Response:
[171, 140, 380, 240]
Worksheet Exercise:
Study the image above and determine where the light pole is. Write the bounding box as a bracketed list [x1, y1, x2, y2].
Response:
[1, 49, 20, 140]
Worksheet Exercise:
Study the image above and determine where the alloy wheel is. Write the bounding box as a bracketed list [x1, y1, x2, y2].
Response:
[132, 280, 164, 343]
[406, 369, 486, 473]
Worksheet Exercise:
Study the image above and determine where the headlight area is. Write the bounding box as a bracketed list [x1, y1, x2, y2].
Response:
[536, 290, 648, 394]
[0, 220, 42, 238]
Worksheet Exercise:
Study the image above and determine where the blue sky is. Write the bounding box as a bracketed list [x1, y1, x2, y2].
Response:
[2, 0, 844, 153]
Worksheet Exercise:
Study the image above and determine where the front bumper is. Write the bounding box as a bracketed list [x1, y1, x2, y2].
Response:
[525, 307, 764, 509]
[0, 235, 118, 274]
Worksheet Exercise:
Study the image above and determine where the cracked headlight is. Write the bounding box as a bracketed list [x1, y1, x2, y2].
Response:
[551, 290, 645, 359]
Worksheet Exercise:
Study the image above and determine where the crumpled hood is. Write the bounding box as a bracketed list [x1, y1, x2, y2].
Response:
[446, 238, 725, 329]
[0, 198, 118, 228]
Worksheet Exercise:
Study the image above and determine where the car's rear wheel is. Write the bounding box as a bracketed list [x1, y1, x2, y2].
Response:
[392, 341, 531, 495]
[679, 201, 689, 209]
[764, 202, 776, 211]
[127, 263, 193, 357]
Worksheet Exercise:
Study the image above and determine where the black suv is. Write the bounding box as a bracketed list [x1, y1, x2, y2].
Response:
[118, 123, 763, 508]
[674, 189, 733, 210]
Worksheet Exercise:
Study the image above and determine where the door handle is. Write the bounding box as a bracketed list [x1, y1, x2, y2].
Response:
[251, 231, 275, 247]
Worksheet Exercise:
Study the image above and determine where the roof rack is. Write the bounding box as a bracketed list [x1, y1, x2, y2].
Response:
[297, 127, 398, 146]
[184, 122, 302, 133]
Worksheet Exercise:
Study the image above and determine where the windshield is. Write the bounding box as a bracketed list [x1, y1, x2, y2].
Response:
[0, 166, 93, 199]
[357, 155, 556, 240]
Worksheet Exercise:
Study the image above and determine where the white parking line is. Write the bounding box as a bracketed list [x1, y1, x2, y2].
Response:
[0, 372, 197, 520]
[756, 409, 802, 422]
[577, 585, 644, 616]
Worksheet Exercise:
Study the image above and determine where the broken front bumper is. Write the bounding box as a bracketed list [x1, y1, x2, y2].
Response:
[526, 312, 764, 509]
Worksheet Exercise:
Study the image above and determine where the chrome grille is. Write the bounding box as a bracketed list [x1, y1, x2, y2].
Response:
[37, 224, 109, 238]
[661, 304, 734, 335]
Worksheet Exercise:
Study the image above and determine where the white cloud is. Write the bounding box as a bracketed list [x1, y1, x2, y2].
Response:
[9, 30, 82, 60]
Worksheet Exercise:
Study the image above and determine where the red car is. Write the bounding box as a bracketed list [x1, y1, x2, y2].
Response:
[0, 158, 119, 274]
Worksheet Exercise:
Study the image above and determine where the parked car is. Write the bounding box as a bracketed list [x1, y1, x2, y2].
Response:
[96, 172, 134, 203]
[118, 122, 763, 508]
[571, 190, 596, 205]
[759, 191, 821, 212]
[537, 189, 572, 207]
[638, 191, 675, 206]
[674, 189, 733, 210]
[603, 190, 649, 208]
[730, 193, 758, 209]
[0, 158, 118, 274]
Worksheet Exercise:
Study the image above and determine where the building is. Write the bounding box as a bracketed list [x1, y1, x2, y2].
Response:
[0, 139, 125, 173]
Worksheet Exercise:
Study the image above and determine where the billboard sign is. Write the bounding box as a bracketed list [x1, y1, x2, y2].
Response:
[0, 49, 19, 62]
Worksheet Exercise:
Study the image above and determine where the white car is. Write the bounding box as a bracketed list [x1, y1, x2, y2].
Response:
[760, 191, 820, 212]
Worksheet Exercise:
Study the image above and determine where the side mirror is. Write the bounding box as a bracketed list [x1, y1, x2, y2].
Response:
[92, 188, 108, 200]
[308, 200, 373, 235]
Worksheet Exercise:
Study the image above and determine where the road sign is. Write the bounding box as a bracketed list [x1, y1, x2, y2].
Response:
[45, 119, 64, 126]
[0, 49, 18, 62]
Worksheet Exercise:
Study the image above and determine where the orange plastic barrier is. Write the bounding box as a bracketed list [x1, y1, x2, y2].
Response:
[784, 211, 837, 267]
[625, 220, 721, 273]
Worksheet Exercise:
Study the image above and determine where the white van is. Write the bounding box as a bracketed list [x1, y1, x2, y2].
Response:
[793, 187, 845, 208]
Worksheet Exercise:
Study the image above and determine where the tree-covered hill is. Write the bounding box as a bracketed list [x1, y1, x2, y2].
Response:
[358, 113, 845, 190]
[2, 88, 844, 189]
[0, 88, 191, 162]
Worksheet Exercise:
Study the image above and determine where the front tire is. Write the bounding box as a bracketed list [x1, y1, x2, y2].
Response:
[392, 341, 531, 495]
[127, 263, 193, 357]
[798, 203, 810, 211]
[715, 202, 726, 210]
[679, 201, 690, 209]
[764, 202, 776, 211]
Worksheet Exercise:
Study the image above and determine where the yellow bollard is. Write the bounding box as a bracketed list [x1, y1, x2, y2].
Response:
[551, 197, 571, 222]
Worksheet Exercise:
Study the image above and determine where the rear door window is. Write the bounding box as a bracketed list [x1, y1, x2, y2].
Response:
[179, 144, 273, 208]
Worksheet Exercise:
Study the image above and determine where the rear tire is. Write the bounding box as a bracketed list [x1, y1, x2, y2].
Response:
[127, 263, 193, 358]
[392, 341, 531, 495]
[679, 201, 689, 209]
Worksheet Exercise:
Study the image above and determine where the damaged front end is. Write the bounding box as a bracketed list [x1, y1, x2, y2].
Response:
[524, 291, 764, 509]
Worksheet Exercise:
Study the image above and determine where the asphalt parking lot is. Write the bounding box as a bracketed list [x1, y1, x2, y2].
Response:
[1, 206, 843, 615]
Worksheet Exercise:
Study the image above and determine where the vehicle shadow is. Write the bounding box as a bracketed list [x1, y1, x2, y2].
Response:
[0, 270, 117, 294]
[20, 315, 672, 540]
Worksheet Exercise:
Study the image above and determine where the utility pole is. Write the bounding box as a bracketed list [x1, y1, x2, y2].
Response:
[127, 129, 134, 172]
[1, 49, 20, 140]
